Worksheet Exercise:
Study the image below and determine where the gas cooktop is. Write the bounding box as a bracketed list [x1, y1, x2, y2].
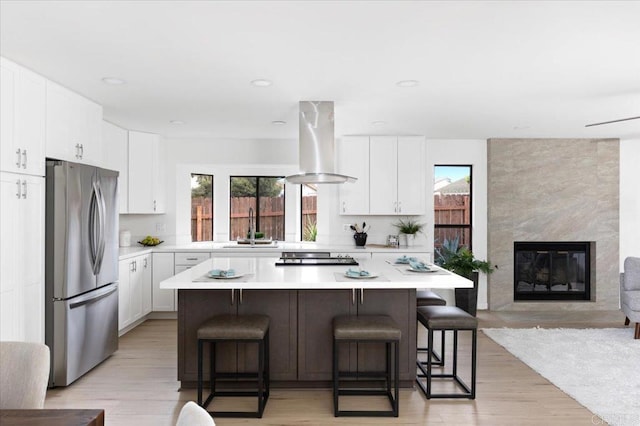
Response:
[275, 251, 359, 266]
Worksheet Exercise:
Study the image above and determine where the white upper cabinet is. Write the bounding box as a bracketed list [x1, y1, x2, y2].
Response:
[128, 130, 165, 214]
[369, 136, 399, 214]
[337, 136, 370, 215]
[45, 80, 103, 165]
[338, 135, 425, 215]
[395, 136, 425, 215]
[0, 58, 46, 176]
[102, 121, 129, 213]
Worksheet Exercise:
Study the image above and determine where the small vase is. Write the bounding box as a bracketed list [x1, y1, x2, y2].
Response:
[354, 232, 367, 247]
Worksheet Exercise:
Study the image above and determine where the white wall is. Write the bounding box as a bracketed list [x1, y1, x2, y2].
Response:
[120, 138, 299, 244]
[620, 139, 640, 267]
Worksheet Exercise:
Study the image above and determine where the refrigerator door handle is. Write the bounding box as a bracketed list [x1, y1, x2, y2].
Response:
[69, 284, 118, 309]
[94, 181, 107, 275]
[88, 183, 99, 273]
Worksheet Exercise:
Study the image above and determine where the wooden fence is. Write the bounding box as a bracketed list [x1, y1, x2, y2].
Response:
[192, 196, 318, 241]
[433, 193, 471, 250]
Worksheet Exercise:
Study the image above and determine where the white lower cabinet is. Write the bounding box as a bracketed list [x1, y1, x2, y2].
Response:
[0, 172, 45, 342]
[152, 252, 176, 311]
[118, 253, 152, 332]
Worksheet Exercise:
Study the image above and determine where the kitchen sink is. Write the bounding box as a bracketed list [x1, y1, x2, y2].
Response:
[222, 243, 280, 249]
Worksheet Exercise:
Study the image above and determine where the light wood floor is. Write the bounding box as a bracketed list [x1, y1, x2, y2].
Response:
[44, 310, 626, 425]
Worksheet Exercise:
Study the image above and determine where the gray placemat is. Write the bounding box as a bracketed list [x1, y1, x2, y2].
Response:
[393, 265, 449, 276]
[333, 272, 389, 282]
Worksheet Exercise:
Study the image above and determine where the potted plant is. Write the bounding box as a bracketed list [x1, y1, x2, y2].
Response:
[436, 237, 495, 316]
[392, 217, 425, 247]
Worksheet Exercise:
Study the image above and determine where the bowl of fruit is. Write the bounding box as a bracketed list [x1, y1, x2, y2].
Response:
[138, 235, 164, 246]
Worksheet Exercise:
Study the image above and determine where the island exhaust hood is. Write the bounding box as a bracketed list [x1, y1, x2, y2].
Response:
[285, 101, 357, 184]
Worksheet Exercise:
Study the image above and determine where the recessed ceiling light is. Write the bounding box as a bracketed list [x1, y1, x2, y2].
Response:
[101, 77, 126, 85]
[169, 120, 185, 125]
[372, 121, 387, 126]
[396, 80, 419, 88]
[251, 79, 273, 87]
[271, 120, 286, 126]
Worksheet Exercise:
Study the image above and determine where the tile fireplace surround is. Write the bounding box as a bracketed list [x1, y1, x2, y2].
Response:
[487, 138, 619, 311]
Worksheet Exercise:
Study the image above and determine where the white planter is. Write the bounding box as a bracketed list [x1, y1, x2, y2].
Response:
[404, 233, 416, 247]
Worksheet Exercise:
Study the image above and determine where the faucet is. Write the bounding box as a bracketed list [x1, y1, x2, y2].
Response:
[248, 207, 255, 246]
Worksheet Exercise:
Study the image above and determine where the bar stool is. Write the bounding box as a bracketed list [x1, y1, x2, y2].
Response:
[415, 306, 477, 399]
[416, 290, 446, 366]
[197, 314, 270, 418]
[333, 315, 401, 417]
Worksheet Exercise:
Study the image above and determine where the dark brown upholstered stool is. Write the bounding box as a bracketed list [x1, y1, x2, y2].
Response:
[416, 306, 477, 399]
[416, 290, 447, 366]
[333, 315, 401, 417]
[197, 314, 270, 418]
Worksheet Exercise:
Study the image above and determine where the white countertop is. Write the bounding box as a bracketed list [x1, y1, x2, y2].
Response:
[119, 241, 431, 260]
[159, 256, 472, 290]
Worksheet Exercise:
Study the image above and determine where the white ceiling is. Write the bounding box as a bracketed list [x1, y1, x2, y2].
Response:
[1, 1, 639, 140]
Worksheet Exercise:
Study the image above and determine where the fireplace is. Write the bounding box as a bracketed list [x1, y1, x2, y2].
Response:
[514, 242, 591, 301]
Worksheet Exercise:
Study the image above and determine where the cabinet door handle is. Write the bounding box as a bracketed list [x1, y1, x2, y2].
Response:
[153, 200, 157, 211]
[80, 144, 84, 159]
[239, 288, 243, 304]
[352, 288, 356, 305]
[21, 180, 27, 199]
[16, 180, 21, 198]
[398, 201, 401, 213]
[230, 289, 235, 305]
[185, 257, 198, 261]
[22, 149, 27, 169]
[360, 288, 364, 305]
[74, 144, 79, 158]
[342, 201, 346, 213]
[143, 258, 148, 268]
[15, 149, 21, 168]
[394, 201, 397, 213]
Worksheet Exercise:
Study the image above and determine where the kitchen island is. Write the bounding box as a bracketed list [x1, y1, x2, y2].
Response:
[160, 256, 472, 388]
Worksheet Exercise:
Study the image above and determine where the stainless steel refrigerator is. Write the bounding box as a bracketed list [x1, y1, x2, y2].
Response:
[45, 160, 119, 387]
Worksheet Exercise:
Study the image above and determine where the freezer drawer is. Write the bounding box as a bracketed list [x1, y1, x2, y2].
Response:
[49, 283, 118, 387]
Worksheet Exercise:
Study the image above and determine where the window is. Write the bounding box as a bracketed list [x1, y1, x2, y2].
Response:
[434, 165, 472, 262]
[191, 174, 213, 241]
[230, 176, 285, 241]
[301, 184, 317, 241]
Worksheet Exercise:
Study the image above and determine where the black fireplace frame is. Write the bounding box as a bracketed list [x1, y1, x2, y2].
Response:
[513, 241, 591, 301]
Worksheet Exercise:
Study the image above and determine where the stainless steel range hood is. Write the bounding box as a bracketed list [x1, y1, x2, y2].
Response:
[285, 101, 356, 184]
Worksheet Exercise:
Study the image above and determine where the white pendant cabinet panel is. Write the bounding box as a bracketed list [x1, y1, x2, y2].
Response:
[369, 136, 399, 214]
[152, 252, 175, 311]
[102, 121, 129, 213]
[396, 136, 426, 215]
[0, 172, 45, 343]
[337, 136, 370, 215]
[45, 81, 103, 165]
[1, 58, 46, 176]
[128, 131, 165, 214]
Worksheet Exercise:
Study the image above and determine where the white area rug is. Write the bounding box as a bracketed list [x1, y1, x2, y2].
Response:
[482, 327, 640, 426]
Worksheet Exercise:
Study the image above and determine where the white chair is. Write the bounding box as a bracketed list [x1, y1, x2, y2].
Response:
[0, 341, 50, 409]
[176, 401, 215, 426]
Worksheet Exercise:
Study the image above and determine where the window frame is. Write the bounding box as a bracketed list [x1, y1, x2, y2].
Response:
[190, 173, 214, 242]
[434, 164, 473, 253]
[229, 176, 286, 241]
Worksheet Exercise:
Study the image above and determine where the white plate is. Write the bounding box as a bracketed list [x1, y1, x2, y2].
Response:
[344, 272, 379, 279]
[208, 272, 245, 279]
[407, 267, 436, 273]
